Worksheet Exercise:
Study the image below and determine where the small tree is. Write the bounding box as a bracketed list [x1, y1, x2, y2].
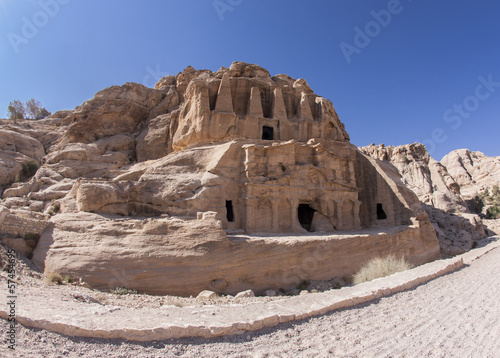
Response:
[7, 100, 25, 122]
[488, 185, 500, 219]
[39, 107, 51, 119]
[472, 185, 500, 219]
[25, 98, 51, 120]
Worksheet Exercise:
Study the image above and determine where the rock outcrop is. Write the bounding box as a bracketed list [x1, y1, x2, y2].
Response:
[441, 149, 500, 199]
[360, 143, 489, 257]
[32, 212, 439, 296]
[1, 62, 448, 295]
[0, 129, 44, 186]
[360, 143, 467, 213]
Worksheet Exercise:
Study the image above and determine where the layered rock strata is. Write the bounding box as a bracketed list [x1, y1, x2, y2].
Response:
[360, 143, 488, 256]
[0, 62, 441, 295]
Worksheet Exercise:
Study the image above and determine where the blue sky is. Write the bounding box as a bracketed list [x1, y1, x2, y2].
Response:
[1, 0, 499, 160]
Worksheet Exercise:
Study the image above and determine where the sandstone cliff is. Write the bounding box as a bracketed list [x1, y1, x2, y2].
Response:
[7, 62, 496, 295]
[360, 143, 492, 257]
[441, 149, 500, 199]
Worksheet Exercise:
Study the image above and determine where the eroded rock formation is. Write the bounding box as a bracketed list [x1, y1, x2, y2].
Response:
[360, 143, 489, 256]
[441, 149, 500, 198]
[1, 62, 444, 295]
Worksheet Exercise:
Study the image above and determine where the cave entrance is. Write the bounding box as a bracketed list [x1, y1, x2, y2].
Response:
[262, 126, 274, 140]
[226, 200, 234, 222]
[377, 203, 387, 220]
[298, 204, 316, 232]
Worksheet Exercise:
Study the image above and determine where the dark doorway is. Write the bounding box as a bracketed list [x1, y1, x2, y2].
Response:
[262, 126, 274, 140]
[377, 203, 387, 220]
[298, 204, 316, 232]
[226, 200, 234, 222]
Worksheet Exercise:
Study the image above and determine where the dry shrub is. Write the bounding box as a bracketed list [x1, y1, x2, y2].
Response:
[46, 272, 63, 285]
[353, 255, 413, 285]
[110, 287, 139, 295]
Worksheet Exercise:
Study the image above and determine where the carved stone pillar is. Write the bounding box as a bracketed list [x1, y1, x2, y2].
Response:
[328, 200, 336, 229]
[335, 200, 343, 230]
[272, 198, 280, 232]
[245, 198, 257, 232]
[248, 86, 263, 117]
[272, 87, 287, 120]
[353, 200, 361, 229]
[215, 73, 233, 113]
[299, 92, 313, 121]
[244, 146, 256, 177]
[290, 199, 300, 232]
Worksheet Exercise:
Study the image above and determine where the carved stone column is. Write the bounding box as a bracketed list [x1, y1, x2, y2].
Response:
[290, 199, 300, 232]
[248, 87, 263, 117]
[215, 73, 233, 113]
[328, 200, 336, 229]
[245, 198, 257, 232]
[272, 198, 280, 232]
[353, 200, 361, 229]
[335, 200, 343, 230]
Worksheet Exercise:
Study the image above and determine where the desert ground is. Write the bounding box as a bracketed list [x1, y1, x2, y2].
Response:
[1, 241, 499, 358]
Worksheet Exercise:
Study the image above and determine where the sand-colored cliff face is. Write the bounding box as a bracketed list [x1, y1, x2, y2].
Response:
[31, 212, 438, 296]
[360, 143, 467, 213]
[441, 149, 500, 198]
[360, 143, 491, 257]
[1, 62, 444, 295]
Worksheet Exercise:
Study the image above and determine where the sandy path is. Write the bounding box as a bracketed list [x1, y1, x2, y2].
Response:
[2, 246, 500, 358]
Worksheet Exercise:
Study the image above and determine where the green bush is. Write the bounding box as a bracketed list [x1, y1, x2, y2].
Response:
[473, 185, 500, 219]
[47, 201, 61, 216]
[487, 205, 500, 219]
[353, 255, 413, 284]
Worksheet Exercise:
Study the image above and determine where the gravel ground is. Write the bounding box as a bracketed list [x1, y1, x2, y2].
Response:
[1, 244, 499, 357]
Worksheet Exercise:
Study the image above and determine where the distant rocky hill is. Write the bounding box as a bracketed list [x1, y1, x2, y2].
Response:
[441, 149, 500, 199]
[360, 143, 500, 256]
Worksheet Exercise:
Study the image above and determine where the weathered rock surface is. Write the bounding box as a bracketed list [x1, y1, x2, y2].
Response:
[196, 290, 218, 300]
[235, 290, 255, 299]
[424, 205, 486, 257]
[360, 143, 467, 213]
[15, 62, 500, 296]
[31, 211, 439, 296]
[0, 129, 44, 186]
[360, 143, 490, 257]
[441, 149, 500, 198]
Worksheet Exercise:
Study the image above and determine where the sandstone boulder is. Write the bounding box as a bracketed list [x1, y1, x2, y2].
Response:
[0, 130, 44, 186]
[0, 129, 45, 159]
[196, 290, 218, 300]
[235, 290, 255, 299]
[424, 205, 486, 257]
[441, 149, 500, 198]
